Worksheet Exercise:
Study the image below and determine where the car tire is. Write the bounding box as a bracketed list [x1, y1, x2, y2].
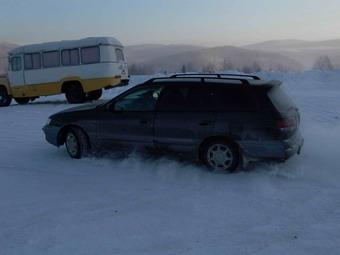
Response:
[0, 88, 12, 107]
[87, 89, 102, 101]
[65, 127, 90, 159]
[202, 139, 240, 172]
[65, 85, 86, 104]
[14, 97, 30, 105]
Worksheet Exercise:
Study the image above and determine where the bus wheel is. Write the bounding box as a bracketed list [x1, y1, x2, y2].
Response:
[87, 89, 102, 101]
[0, 88, 12, 107]
[14, 97, 30, 105]
[65, 86, 86, 104]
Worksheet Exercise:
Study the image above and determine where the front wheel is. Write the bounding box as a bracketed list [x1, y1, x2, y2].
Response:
[14, 97, 30, 105]
[0, 90, 12, 107]
[65, 127, 90, 159]
[202, 140, 240, 172]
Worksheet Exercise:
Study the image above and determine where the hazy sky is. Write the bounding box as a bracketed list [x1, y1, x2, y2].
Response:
[1, 0, 340, 46]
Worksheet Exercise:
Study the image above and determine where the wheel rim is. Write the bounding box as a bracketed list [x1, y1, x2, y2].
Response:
[207, 144, 234, 170]
[66, 133, 79, 157]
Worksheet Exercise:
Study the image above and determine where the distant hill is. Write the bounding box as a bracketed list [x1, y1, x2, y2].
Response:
[127, 45, 303, 74]
[125, 44, 206, 64]
[245, 39, 340, 68]
[0, 43, 17, 74]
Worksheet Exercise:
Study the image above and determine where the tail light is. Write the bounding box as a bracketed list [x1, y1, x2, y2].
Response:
[276, 117, 297, 132]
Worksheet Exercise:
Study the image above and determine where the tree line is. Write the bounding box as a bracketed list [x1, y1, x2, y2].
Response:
[129, 55, 337, 75]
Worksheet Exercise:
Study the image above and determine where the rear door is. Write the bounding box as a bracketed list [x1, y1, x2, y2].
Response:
[154, 83, 215, 153]
[267, 86, 300, 137]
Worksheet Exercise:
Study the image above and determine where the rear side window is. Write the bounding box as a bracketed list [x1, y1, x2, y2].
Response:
[24, 53, 41, 70]
[43, 51, 60, 68]
[62, 49, 80, 66]
[158, 86, 189, 111]
[81, 46, 100, 64]
[211, 86, 258, 112]
[158, 85, 214, 112]
[11, 56, 22, 71]
[268, 86, 296, 112]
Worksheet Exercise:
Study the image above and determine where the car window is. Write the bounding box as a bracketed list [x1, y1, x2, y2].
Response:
[158, 86, 189, 111]
[211, 86, 258, 112]
[114, 86, 163, 112]
[158, 84, 214, 112]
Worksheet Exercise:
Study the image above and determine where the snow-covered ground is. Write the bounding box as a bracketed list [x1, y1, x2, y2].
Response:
[1, 72, 340, 255]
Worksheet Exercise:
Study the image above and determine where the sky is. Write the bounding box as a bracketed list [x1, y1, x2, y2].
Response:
[1, 0, 340, 46]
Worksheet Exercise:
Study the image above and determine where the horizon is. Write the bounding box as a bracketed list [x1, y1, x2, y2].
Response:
[1, 0, 340, 46]
[2, 37, 340, 48]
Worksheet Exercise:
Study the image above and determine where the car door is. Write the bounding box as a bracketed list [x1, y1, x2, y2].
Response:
[154, 83, 215, 153]
[96, 85, 163, 149]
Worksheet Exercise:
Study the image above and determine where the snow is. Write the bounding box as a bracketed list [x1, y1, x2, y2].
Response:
[1, 72, 340, 254]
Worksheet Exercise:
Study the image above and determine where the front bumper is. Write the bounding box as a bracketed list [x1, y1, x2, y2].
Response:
[42, 125, 61, 147]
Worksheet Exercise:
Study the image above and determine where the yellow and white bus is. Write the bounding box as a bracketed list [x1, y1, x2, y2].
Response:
[0, 37, 129, 106]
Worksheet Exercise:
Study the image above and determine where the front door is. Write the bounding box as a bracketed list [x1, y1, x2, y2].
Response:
[8, 55, 25, 86]
[97, 85, 163, 149]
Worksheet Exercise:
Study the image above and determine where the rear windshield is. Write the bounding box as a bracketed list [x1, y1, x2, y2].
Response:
[267, 86, 296, 112]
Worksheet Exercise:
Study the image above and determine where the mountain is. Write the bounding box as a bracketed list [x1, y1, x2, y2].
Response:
[127, 45, 303, 74]
[125, 44, 206, 64]
[0, 41, 312, 75]
[245, 39, 340, 68]
[0, 43, 17, 74]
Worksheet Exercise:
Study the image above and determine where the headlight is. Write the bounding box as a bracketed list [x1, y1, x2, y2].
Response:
[45, 118, 52, 126]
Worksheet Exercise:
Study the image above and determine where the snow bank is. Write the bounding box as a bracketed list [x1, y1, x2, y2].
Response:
[0, 72, 339, 254]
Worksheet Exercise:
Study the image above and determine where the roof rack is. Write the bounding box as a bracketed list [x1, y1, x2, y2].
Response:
[170, 73, 261, 80]
[146, 76, 253, 85]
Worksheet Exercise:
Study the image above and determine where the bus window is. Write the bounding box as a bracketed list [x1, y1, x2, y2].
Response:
[24, 53, 41, 70]
[11, 56, 22, 71]
[62, 49, 80, 66]
[116, 48, 125, 61]
[43, 51, 60, 68]
[81, 46, 100, 64]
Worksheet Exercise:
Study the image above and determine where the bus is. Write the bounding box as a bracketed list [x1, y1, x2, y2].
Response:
[0, 37, 129, 106]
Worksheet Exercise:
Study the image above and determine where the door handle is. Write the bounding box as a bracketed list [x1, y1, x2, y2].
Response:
[199, 121, 212, 126]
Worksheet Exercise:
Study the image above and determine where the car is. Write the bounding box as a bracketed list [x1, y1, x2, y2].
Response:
[43, 73, 304, 172]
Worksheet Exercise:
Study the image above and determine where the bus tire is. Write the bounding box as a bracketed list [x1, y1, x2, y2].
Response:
[14, 97, 30, 105]
[65, 85, 86, 104]
[87, 89, 102, 101]
[0, 87, 12, 107]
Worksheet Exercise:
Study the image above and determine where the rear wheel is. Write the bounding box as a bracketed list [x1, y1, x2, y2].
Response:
[65, 85, 86, 104]
[0, 88, 12, 107]
[87, 89, 102, 101]
[202, 139, 240, 172]
[14, 97, 30, 105]
[65, 127, 90, 159]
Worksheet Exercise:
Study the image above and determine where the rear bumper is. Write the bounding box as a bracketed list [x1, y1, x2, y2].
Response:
[42, 125, 61, 147]
[239, 131, 304, 161]
[283, 131, 304, 159]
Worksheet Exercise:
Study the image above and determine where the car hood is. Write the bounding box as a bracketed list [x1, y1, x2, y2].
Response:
[52, 102, 106, 116]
